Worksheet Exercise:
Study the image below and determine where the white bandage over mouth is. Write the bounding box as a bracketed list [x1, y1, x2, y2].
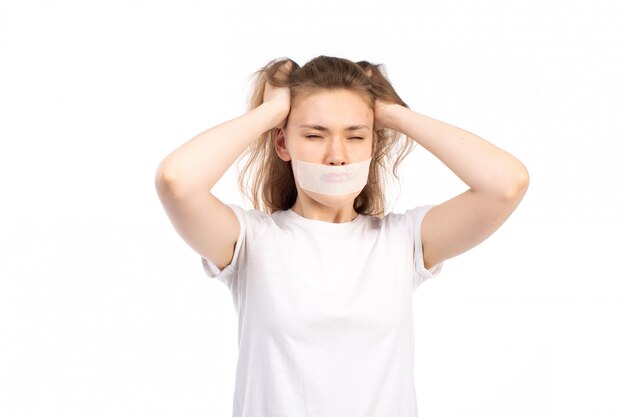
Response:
[295, 157, 372, 196]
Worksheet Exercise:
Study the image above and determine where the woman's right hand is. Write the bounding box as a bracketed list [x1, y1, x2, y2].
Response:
[262, 60, 293, 129]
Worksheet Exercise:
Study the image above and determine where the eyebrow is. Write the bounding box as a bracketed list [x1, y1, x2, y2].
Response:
[298, 124, 370, 131]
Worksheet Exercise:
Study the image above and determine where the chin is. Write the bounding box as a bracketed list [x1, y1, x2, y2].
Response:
[304, 189, 362, 208]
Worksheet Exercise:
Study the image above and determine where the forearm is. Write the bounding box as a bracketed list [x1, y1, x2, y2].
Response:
[156, 102, 286, 195]
[383, 105, 529, 197]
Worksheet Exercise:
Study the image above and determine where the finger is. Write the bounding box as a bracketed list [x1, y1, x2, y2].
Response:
[276, 61, 292, 81]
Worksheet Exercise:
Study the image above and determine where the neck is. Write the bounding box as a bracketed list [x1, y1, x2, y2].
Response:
[291, 196, 358, 223]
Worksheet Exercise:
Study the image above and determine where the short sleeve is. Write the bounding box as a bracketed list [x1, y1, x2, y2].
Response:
[405, 205, 443, 290]
[200, 203, 246, 288]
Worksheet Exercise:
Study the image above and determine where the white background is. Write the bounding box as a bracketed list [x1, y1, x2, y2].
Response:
[1, 0, 625, 416]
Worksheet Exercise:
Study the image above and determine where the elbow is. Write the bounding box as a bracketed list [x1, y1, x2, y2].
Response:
[504, 164, 530, 201]
[155, 160, 186, 198]
[155, 160, 175, 188]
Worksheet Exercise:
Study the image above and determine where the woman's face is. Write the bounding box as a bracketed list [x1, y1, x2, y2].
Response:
[275, 88, 375, 208]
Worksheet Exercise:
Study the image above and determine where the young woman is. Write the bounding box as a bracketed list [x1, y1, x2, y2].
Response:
[155, 56, 529, 416]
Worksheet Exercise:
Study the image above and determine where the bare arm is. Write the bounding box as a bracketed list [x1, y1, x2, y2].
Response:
[377, 104, 529, 269]
[156, 102, 288, 194]
[154, 61, 292, 270]
[154, 102, 288, 270]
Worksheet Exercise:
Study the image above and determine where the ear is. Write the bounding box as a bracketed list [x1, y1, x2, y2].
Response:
[274, 128, 291, 162]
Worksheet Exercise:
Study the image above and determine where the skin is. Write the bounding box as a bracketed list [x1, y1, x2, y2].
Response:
[274, 89, 378, 223]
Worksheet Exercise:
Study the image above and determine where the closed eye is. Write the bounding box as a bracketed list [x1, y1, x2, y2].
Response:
[305, 135, 364, 140]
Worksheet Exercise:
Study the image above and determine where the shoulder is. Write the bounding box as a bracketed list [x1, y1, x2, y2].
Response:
[378, 205, 434, 230]
[225, 204, 279, 237]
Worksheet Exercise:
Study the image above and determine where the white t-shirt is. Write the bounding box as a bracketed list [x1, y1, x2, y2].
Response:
[201, 204, 443, 417]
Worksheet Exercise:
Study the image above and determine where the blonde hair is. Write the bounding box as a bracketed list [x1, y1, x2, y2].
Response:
[237, 55, 416, 216]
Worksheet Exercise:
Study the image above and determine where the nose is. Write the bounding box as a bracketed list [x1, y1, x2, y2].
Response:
[326, 137, 347, 166]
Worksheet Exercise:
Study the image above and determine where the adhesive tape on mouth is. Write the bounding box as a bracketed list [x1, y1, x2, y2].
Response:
[295, 157, 372, 196]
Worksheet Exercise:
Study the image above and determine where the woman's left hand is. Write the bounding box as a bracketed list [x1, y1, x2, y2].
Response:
[373, 99, 397, 131]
